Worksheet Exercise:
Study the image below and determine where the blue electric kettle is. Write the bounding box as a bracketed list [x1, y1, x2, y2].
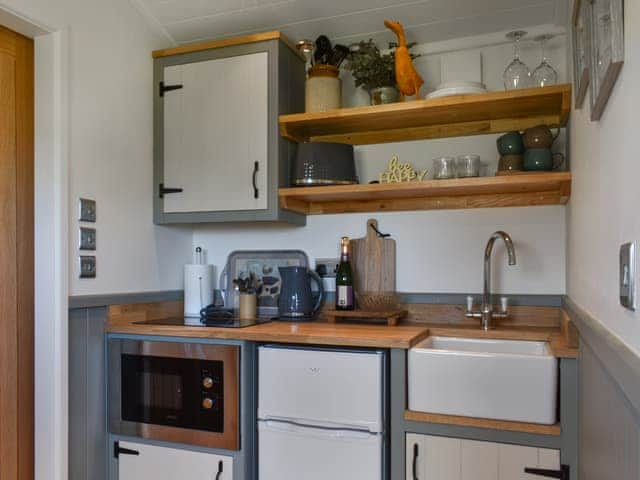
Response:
[278, 266, 325, 320]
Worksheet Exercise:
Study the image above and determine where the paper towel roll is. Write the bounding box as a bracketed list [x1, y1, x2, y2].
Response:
[184, 264, 215, 324]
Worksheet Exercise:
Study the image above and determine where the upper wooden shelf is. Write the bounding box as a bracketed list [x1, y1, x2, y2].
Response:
[279, 172, 571, 215]
[279, 84, 571, 145]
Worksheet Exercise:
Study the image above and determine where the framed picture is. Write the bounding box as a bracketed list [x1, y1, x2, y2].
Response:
[589, 0, 624, 120]
[572, 0, 591, 108]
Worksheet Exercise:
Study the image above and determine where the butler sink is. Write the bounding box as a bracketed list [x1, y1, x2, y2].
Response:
[408, 337, 558, 424]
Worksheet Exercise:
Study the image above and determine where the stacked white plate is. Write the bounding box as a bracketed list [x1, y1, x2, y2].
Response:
[426, 80, 487, 99]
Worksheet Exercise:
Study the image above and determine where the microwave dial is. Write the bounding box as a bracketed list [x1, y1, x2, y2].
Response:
[202, 397, 214, 410]
[202, 376, 214, 389]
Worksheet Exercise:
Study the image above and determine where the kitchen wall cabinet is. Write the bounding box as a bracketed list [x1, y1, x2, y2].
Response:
[153, 34, 305, 225]
[406, 434, 560, 480]
[116, 441, 232, 480]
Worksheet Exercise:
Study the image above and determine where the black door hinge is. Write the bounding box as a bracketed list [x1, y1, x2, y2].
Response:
[113, 441, 140, 459]
[159, 81, 183, 97]
[524, 464, 570, 480]
[159, 183, 183, 198]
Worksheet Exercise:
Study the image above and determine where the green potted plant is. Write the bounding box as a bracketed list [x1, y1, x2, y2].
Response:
[345, 40, 420, 105]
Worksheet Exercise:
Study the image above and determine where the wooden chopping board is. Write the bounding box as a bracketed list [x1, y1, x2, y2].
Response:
[350, 218, 396, 293]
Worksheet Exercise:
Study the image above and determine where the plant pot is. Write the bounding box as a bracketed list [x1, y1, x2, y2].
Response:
[239, 293, 257, 319]
[369, 86, 399, 105]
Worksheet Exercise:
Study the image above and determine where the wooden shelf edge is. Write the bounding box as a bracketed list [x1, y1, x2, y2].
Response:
[404, 410, 561, 436]
[279, 172, 572, 215]
[279, 84, 572, 145]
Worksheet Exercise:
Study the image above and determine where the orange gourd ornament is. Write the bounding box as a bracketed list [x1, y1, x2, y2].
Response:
[384, 20, 424, 100]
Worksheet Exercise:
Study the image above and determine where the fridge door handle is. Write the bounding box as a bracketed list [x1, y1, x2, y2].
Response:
[261, 420, 374, 440]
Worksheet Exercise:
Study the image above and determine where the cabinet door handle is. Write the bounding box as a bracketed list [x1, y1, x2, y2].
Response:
[524, 465, 570, 480]
[252, 161, 259, 199]
[113, 441, 139, 458]
[412, 443, 419, 480]
[215, 460, 223, 480]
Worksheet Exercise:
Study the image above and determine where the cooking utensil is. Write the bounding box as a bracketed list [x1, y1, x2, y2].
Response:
[314, 35, 333, 65]
[331, 44, 349, 68]
[350, 219, 396, 298]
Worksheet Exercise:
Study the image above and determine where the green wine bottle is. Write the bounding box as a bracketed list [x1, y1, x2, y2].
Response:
[336, 236, 354, 310]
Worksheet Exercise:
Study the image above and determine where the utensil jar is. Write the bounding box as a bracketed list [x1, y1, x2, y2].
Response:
[305, 64, 342, 113]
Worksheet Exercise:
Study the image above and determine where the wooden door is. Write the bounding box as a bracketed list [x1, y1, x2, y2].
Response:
[117, 441, 233, 480]
[0, 25, 34, 480]
[162, 51, 269, 214]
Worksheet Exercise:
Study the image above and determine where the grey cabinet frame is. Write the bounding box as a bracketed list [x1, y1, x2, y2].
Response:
[153, 39, 305, 225]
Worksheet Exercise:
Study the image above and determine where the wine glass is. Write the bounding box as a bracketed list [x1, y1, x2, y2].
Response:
[503, 30, 531, 90]
[532, 34, 558, 87]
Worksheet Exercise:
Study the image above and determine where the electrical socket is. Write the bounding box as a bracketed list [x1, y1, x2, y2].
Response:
[79, 198, 96, 222]
[620, 242, 636, 311]
[79, 256, 96, 278]
[79, 227, 96, 250]
[315, 258, 339, 278]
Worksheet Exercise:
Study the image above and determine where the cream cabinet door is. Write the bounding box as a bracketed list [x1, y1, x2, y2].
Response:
[406, 434, 560, 480]
[163, 51, 268, 213]
[117, 441, 233, 480]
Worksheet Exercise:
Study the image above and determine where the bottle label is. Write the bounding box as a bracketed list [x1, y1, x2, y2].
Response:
[337, 286, 353, 307]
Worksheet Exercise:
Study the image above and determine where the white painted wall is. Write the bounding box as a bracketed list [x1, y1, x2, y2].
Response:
[567, 1, 640, 353]
[3, 0, 192, 297]
[194, 30, 569, 295]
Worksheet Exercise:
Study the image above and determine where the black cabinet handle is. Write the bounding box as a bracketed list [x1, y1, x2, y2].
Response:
[215, 460, 223, 480]
[159, 183, 183, 199]
[524, 465, 570, 480]
[113, 441, 139, 459]
[252, 162, 259, 199]
[412, 443, 419, 480]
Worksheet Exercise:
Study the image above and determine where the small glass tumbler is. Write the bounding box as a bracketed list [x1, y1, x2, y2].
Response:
[432, 156, 457, 179]
[456, 154, 481, 177]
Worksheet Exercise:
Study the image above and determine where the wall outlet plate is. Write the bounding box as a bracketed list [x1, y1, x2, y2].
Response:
[79, 256, 96, 278]
[79, 198, 96, 222]
[315, 258, 339, 278]
[79, 227, 96, 250]
[620, 242, 636, 311]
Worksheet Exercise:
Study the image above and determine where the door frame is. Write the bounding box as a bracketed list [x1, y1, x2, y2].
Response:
[0, 4, 70, 480]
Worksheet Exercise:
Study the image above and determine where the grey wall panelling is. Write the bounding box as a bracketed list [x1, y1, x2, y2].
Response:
[153, 39, 305, 225]
[69, 307, 108, 480]
[389, 348, 578, 479]
[564, 297, 640, 480]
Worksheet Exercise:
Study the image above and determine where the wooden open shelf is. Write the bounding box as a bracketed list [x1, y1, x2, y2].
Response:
[279, 172, 571, 215]
[405, 410, 561, 436]
[279, 84, 571, 145]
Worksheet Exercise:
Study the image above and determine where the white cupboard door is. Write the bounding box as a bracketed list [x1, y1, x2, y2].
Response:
[406, 434, 561, 480]
[117, 441, 233, 480]
[461, 439, 499, 480]
[163, 51, 268, 213]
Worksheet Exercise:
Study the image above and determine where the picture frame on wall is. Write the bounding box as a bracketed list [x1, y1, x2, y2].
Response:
[572, 0, 591, 108]
[589, 0, 624, 120]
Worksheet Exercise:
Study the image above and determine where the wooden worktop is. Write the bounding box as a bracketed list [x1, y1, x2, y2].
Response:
[106, 302, 578, 356]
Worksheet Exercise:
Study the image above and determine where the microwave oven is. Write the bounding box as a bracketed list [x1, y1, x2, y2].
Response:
[108, 339, 239, 450]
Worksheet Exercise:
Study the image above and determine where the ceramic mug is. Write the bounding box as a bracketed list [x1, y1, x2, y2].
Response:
[523, 149, 565, 171]
[498, 154, 524, 172]
[523, 124, 560, 149]
[496, 131, 525, 155]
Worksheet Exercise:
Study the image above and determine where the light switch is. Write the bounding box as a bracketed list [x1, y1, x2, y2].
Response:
[620, 242, 636, 311]
[79, 198, 96, 222]
[79, 256, 96, 278]
[79, 227, 96, 250]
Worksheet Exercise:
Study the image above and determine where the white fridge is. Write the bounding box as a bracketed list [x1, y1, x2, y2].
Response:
[258, 345, 386, 480]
